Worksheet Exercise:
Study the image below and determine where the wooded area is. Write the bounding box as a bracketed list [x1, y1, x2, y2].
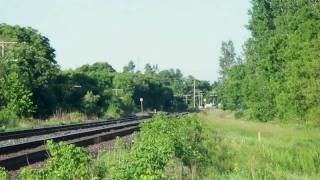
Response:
[0, 23, 212, 124]
[216, 0, 320, 125]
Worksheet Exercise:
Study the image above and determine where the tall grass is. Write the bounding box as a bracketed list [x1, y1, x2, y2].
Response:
[199, 110, 320, 179]
[3, 111, 91, 132]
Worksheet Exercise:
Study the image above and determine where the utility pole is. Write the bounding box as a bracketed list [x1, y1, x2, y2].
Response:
[193, 80, 196, 108]
[0, 41, 17, 57]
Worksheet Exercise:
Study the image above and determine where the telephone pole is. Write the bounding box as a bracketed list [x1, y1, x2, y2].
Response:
[0, 41, 17, 57]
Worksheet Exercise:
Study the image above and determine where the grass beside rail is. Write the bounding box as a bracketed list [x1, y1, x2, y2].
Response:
[199, 110, 320, 179]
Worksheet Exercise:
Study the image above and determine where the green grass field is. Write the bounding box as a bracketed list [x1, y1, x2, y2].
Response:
[198, 110, 320, 179]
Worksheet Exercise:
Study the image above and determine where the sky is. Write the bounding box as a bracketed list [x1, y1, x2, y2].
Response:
[0, 0, 251, 82]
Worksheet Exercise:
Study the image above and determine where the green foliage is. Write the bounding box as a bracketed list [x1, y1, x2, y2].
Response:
[306, 107, 320, 126]
[0, 108, 18, 130]
[218, 40, 236, 82]
[123, 60, 136, 73]
[20, 167, 43, 180]
[1, 73, 35, 117]
[200, 110, 320, 179]
[0, 23, 213, 130]
[0, 167, 8, 180]
[45, 141, 93, 179]
[82, 91, 100, 116]
[105, 102, 124, 119]
[234, 111, 244, 119]
[107, 114, 209, 179]
[76, 62, 116, 73]
[218, 1, 320, 123]
[21, 141, 94, 180]
[0, 23, 59, 117]
[95, 137, 130, 179]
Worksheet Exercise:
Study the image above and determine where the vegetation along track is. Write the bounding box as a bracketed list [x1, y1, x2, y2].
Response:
[0, 112, 189, 171]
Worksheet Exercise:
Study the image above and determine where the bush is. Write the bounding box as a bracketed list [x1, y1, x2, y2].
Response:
[105, 103, 124, 119]
[107, 114, 209, 179]
[306, 107, 320, 126]
[82, 91, 100, 116]
[0, 108, 18, 129]
[0, 167, 8, 180]
[20, 141, 94, 180]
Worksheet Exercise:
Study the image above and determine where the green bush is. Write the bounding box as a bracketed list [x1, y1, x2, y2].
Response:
[0, 167, 8, 180]
[20, 141, 94, 180]
[105, 103, 124, 119]
[306, 107, 320, 126]
[82, 91, 100, 116]
[0, 108, 18, 129]
[107, 114, 209, 179]
[20, 167, 43, 180]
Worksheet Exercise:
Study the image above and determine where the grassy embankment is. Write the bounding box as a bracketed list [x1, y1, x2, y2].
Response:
[199, 110, 320, 179]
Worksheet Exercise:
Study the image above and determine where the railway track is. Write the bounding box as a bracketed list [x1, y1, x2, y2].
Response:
[0, 115, 151, 171]
[0, 112, 189, 171]
[0, 115, 149, 141]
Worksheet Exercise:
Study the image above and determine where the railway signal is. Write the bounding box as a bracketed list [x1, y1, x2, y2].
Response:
[140, 98, 144, 113]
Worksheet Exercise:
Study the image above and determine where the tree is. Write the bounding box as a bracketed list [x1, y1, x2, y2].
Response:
[82, 91, 100, 116]
[144, 63, 159, 75]
[76, 62, 116, 73]
[218, 40, 236, 82]
[239, 0, 320, 122]
[0, 23, 59, 117]
[0, 72, 34, 117]
[123, 60, 136, 73]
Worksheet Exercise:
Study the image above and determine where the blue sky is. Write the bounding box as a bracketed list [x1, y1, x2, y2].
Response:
[0, 0, 251, 82]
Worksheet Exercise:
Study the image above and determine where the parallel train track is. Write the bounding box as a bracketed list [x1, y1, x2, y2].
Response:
[0, 115, 151, 171]
[0, 112, 189, 171]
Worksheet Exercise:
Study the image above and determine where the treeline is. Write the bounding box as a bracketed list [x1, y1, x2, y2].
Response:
[0, 23, 212, 120]
[216, 0, 320, 124]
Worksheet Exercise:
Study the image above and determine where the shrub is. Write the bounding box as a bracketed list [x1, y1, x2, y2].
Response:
[0, 108, 18, 129]
[105, 103, 124, 119]
[0, 167, 8, 180]
[46, 141, 93, 179]
[20, 167, 43, 180]
[82, 91, 100, 116]
[306, 107, 320, 126]
[108, 114, 209, 179]
[20, 141, 94, 180]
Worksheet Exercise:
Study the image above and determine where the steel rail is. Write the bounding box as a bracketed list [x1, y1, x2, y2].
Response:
[0, 119, 146, 155]
[0, 112, 189, 171]
[0, 115, 151, 141]
[0, 125, 140, 171]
